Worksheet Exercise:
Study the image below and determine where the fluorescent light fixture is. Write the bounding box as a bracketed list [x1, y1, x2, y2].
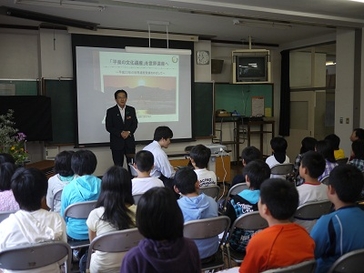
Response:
[348, 0, 364, 3]
[125, 46, 191, 55]
[14, 0, 106, 12]
[233, 18, 292, 29]
[326, 61, 336, 66]
[2, 6, 98, 30]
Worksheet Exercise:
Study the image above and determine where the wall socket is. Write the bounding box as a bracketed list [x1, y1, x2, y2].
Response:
[346, 118, 350, 124]
[340, 117, 343, 124]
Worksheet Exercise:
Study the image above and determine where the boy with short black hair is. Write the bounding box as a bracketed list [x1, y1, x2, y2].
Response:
[143, 126, 175, 188]
[231, 146, 262, 186]
[310, 165, 364, 273]
[132, 150, 164, 195]
[348, 140, 364, 172]
[239, 178, 315, 273]
[296, 151, 328, 231]
[325, 134, 345, 160]
[173, 167, 218, 260]
[0, 168, 67, 272]
[225, 160, 271, 252]
[189, 144, 217, 188]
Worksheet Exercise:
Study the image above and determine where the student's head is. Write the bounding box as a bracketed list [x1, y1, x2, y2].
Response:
[350, 128, 364, 142]
[329, 165, 364, 203]
[0, 162, 17, 191]
[54, 151, 74, 177]
[135, 150, 154, 172]
[11, 167, 48, 211]
[300, 151, 326, 179]
[114, 89, 128, 108]
[270, 137, 288, 163]
[189, 144, 211, 169]
[259, 178, 299, 220]
[0, 153, 15, 164]
[324, 134, 341, 150]
[136, 187, 184, 240]
[351, 140, 364, 160]
[153, 126, 173, 148]
[173, 167, 198, 195]
[97, 166, 135, 229]
[316, 140, 336, 163]
[241, 146, 262, 166]
[71, 150, 97, 175]
[243, 160, 271, 190]
[300, 137, 317, 154]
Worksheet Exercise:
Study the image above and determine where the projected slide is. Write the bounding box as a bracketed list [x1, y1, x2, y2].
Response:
[75, 46, 191, 145]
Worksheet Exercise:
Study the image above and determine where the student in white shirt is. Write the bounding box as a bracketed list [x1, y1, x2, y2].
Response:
[132, 150, 164, 195]
[189, 144, 217, 188]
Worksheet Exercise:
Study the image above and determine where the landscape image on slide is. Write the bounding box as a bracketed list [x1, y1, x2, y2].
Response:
[103, 75, 177, 122]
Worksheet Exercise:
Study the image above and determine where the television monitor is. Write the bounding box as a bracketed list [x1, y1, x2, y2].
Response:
[232, 50, 271, 84]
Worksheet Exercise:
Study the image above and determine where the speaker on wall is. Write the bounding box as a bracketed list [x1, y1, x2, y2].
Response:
[211, 59, 224, 74]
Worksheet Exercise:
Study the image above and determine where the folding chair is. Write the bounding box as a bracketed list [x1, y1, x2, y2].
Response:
[328, 248, 364, 273]
[270, 163, 294, 179]
[0, 211, 15, 222]
[293, 200, 332, 232]
[225, 211, 268, 267]
[50, 189, 63, 212]
[63, 200, 97, 249]
[183, 216, 230, 271]
[261, 259, 316, 273]
[320, 175, 330, 185]
[220, 183, 249, 213]
[336, 157, 348, 166]
[85, 228, 144, 273]
[199, 185, 220, 200]
[0, 241, 72, 272]
[133, 194, 143, 205]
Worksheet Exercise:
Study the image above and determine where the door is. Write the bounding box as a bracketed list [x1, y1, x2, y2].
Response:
[286, 91, 315, 160]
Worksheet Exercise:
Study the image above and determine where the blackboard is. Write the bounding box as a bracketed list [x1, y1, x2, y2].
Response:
[0, 80, 38, 95]
[192, 82, 273, 138]
[44, 79, 76, 144]
[192, 82, 214, 138]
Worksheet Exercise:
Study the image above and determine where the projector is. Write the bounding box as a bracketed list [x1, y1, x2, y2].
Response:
[205, 144, 227, 154]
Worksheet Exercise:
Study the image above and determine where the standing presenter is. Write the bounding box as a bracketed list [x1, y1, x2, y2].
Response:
[106, 90, 138, 167]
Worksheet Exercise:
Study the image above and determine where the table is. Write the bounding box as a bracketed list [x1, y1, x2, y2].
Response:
[246, 120, 275, 154]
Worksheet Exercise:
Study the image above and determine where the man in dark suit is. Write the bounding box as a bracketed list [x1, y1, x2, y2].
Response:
[106, 90, 138, 167]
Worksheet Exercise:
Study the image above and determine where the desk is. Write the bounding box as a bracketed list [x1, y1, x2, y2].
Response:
[246, 120, 275, 154]
[25, 160, 55, 178]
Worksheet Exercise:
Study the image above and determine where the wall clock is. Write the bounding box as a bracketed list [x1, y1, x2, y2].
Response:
[196, 50, 210, 65]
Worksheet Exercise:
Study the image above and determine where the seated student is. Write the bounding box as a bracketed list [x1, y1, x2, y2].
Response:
[348, 140, 364, 172]
[239, 178, 315, 273]
[46, 151, 75, 213]
[0, 162, 19, 212]
[143, 126, 175, 189]
[0, 168, 67, 273]
[120, 187, 201, 273]
[325, 134, 345, 160]
[225, 160, 271, 252]
[311, 165, 364, 273]
[173, 167, 218, 261]
[189, 144, 217, 188]
[316, 140, 338, 182]
[131, 150, 164, 195]
[61, 150, 102, 241]
[86, 166, 136, 273]
[296, 151, 328, 231]
[231, 146, 262, 187]
[265, 137, 290, 179]
[292, 137, 317, 186]
[350, 127, 364, 142]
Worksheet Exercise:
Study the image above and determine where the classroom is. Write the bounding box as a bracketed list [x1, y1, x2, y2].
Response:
[0, 1, 363, 177]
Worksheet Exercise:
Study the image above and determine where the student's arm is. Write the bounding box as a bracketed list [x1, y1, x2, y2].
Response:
[88, 229, 96, 242]
[158, 152, 175, 178]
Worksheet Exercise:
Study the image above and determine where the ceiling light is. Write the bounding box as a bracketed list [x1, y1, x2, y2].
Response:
[233, 18, 292, 30]
[14, 0, 106, 12]
[125, 46, 191, 55]
[326, 61, 336, 66]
